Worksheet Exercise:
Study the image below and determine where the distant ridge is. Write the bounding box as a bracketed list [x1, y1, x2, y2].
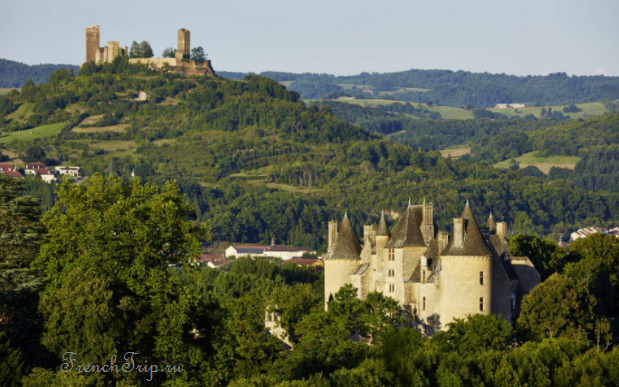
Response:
[0, 58, 80, 88]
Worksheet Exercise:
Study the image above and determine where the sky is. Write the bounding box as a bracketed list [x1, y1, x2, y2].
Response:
[1, 0, 618, 77]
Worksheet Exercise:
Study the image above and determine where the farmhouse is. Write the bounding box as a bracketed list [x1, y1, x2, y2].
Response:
[570, 226, 619, 242]
[495, 103, 526, 109]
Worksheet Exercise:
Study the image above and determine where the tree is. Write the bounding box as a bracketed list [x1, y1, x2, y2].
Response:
[191, 46, 206, 63]
[128, 41, 141, 58]
[162, 47, 175, 58]
[0, 332, 24, 387]
[33, 175, 213, 383]
[139, 41, 154, 58]
[563, 234, 619, 324]
[517, 274, 597, 341]
[540, 107, 546, 116]
[0, 175, 47, 369]
[433, 314, 513, 355]
[508, 234, 570, 280]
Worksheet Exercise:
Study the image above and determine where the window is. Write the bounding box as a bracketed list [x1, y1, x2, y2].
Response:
[480, 297, 484, 312]
[388, 284, 395, 292]
[388, 249, 395, 261]
[422, 270, 426, 284]
[267, 314, 272, 322]
[480, 271, 484, 285]
[423, 297, 426, 311]
[388, 269, 395, 277]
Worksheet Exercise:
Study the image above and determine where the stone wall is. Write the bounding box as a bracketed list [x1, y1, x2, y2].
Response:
[85, 26, 100, 63]
[324, 259, 360, 309]
[438, 255, 493, 328]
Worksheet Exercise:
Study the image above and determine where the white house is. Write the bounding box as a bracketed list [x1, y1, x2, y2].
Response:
[225, 240, 315, 261]
[136, 91, 149, 101]
[570, 227, 608, 242]
[25, 162, 55, 183]
[495, 103, 526, 109]
[56, 166, 80, 177]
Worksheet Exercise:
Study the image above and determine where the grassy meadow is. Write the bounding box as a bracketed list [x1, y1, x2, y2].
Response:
[488, 102, 609, 119]
[494, 152, 581, 174]
[0, 122, 65, 143]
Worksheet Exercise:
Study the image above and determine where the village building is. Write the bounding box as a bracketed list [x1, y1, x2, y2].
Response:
[194, 254, 227, 268]
[570, 226, 619, 242]
[25, 162, 55, 183]
[0, 163, 22, 178]
[495, 103, 526, 109]
[225, 239, 315, 260]
[136, 91, 149, 101]
[56, 166, 80, 177]
[324, 202, 540, 336]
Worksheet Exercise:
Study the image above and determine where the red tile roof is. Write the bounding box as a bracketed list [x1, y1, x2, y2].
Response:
[27, 162, 47, 169]
[1, 170, 23, 177]
[0, 163, 15, 171]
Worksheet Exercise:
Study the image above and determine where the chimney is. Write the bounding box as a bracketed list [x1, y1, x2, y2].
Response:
[453, 218, 464, 248]
[328, 220, 338, 253]
[496, 222, 507, 239]
[271, 238, 275, 247]
[438, 230, 449, 254]
[422, 201, 434, 244]
[363, 225, 376, 246]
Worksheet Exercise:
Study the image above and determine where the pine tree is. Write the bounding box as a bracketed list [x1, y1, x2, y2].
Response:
[0, 333, 24, 387]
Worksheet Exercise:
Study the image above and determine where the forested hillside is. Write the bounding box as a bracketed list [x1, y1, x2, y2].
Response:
[2, 58, 619, 248]
[219, 69, 619, 108]
[0, 58, 80, 88]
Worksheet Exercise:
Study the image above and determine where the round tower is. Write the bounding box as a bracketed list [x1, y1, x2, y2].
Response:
[437, 203, 493, 329]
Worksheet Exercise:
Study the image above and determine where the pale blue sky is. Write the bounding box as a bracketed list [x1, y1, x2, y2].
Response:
[1, 0, 617, 76]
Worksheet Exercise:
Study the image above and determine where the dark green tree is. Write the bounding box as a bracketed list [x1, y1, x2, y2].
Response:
[139, 41, 154, 58]
[191, 46, 206, 63]
[128, 41, 141, 58]
[162, 47, 175, 58]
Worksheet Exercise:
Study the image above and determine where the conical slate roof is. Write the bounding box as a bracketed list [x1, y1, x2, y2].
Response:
[328, 213, 362, 259]
[442, 202, 492, 256]
[377, 212, 389, 237]
[385, 205, 426, 248]
[485, 212, 496, 233]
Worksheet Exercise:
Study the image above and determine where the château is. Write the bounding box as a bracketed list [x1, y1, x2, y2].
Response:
[324, 201, 540, 336]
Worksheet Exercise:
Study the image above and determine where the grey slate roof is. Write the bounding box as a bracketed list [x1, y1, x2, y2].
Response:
[377, 214, 389, 237]
[328, 213, 362, 260]
[441, 203, 493, 256]
[485, 213, 497, 234]
[352, 263, 370, 275]
[385, 205, 426, 248]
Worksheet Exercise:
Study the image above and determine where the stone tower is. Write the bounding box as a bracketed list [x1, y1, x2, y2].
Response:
[437, 202, 493, 328]
[85, 25, 100, 63]
[177, 28, 191, 59]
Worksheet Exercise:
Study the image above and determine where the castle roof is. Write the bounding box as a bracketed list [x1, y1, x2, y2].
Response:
[385, 205, 426, 248]
[328, 213, 361, 259]
[376, 212, 389, 237]
[485, 212, 496, 234]
[442, 202, 492, 256]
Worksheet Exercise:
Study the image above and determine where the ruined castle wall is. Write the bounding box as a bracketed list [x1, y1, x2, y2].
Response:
[85, 26, 100, 63]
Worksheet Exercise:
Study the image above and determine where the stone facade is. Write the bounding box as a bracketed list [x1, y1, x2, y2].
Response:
[85, 25, 100, 63]
[324, 203, 540, 335]
[176, 29, 191, 60]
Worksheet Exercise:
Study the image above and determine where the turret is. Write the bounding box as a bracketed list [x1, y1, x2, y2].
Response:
[375, 211, 390, 251]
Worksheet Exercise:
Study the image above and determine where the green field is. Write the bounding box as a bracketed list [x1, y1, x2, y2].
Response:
[488, 102, 609, 119]
[334, 99, 474, 120]
[494, 152, 581, 174]
[0, 88, 18, 96]
[0, 122, 65, 143]
[440, 146, 471, 158]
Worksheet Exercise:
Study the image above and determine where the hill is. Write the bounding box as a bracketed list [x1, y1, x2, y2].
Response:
[0, 58, 80, 87]
[219, 69, 619, 108]
[2, 58, 619, 246]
